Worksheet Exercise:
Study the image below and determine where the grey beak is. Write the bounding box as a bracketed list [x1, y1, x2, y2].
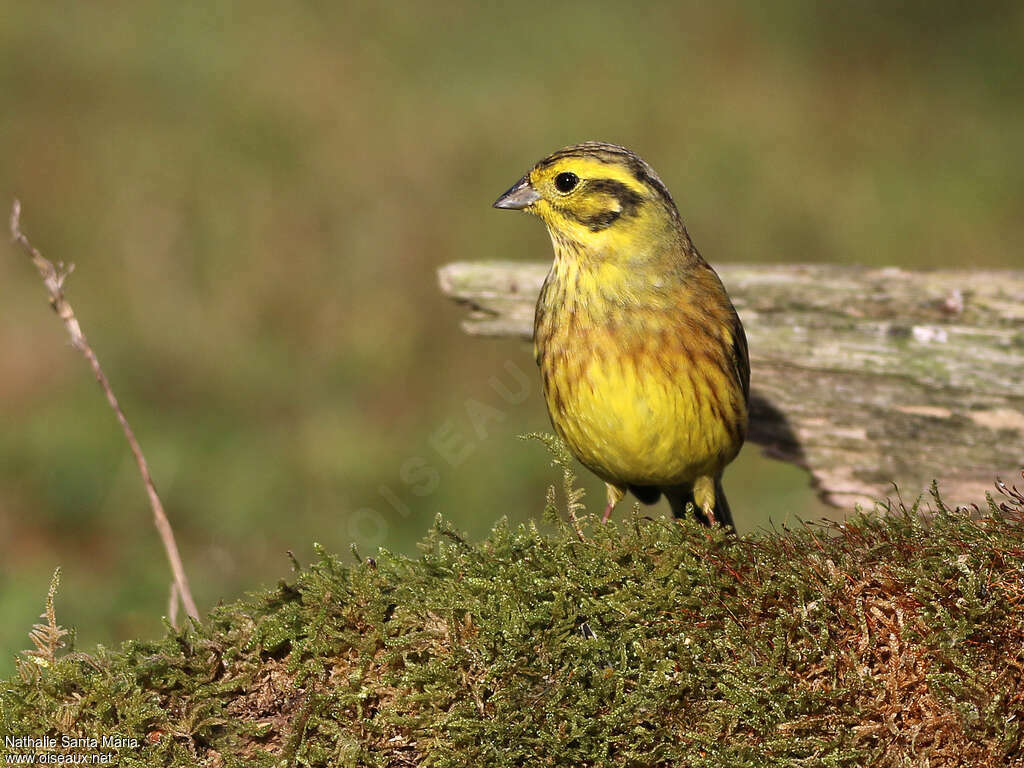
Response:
[493, 175, 541, 210]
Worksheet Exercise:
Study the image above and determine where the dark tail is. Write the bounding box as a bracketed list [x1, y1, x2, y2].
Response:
[712, 478, 735, 529]
[665, 478, 735, 529]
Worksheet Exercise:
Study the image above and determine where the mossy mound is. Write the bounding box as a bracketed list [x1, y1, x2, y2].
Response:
[3, 488, 1024, 767]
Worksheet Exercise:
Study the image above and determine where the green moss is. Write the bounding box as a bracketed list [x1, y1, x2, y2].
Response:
[3, 483, 1024, 767]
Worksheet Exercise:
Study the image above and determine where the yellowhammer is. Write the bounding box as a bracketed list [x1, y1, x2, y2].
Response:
[494, 142, 749, 528]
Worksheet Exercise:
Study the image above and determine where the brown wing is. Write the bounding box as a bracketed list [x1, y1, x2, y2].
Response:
[730, 309, 750, 406]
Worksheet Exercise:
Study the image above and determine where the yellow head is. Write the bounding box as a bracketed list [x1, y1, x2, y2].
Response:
[493, 142, 690, 263]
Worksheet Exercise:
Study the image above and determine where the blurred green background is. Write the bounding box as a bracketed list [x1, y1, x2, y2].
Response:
[1, 2, 1022, 676]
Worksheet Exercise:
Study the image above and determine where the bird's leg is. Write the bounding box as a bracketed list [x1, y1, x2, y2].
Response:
[602, 483, 626, 524]
[693, 476, 718, 526]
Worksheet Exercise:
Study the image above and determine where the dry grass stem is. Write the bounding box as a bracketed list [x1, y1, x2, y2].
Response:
[9, 199, 199, 623]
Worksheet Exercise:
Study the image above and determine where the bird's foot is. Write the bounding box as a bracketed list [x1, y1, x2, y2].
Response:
[601, 502, 615, 524]
[602, 483, 626, 524]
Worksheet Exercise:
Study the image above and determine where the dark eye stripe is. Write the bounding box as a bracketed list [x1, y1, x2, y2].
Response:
[565, 178, 645, 232]
[584, 179, 644, 212]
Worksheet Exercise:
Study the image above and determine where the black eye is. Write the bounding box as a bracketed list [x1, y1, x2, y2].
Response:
[554, 172, 579, 193]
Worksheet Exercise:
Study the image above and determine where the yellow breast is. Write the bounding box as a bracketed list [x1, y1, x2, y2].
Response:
[535, 260, 746, 488]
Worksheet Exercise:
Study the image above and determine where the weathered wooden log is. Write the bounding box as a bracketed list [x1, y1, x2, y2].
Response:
[438, 261, 1024, 509]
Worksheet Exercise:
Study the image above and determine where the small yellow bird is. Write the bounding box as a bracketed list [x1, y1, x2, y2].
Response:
[494, 142, 749, 527]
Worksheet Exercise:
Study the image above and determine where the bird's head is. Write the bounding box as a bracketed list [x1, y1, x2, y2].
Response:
[493, 142, 685, 256]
